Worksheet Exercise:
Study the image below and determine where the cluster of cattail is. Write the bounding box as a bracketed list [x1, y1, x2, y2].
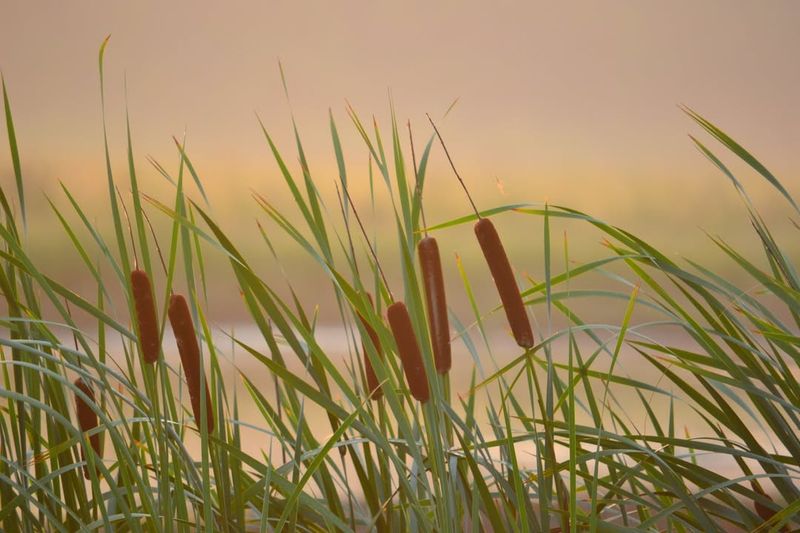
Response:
[72, 267, 216, 478]
[354, 216, 531, 404]
[350, 119, 534, 405]
[130, 267, 214, 433]
[77, 119, 531, 480]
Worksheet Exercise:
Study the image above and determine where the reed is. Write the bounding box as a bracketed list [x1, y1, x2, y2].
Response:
[73, 377, 100, 479]
[387, 301, 430, 403]
[168, 293, 214, 433]
[418, 236, 451, 373]
[130, 269, 160, 364]
[474, 218, 534, 348]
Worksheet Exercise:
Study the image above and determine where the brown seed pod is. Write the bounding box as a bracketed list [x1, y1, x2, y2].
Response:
[168, 294, 214, 433]
[73, 377, 100, 479]
[418, 236, 451, 374]
[755, 497, 775, 523]
[356, 292, 383, 399]
[131, 269, 160, 364]
[387, 301, 429, 403]
[474, 218, 534, 348]
[751, 482, 787, 531]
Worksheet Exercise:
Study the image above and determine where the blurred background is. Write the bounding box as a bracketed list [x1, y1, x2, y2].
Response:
[1, 1, 799, 326]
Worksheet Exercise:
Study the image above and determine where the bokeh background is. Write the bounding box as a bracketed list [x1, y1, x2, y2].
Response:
[1, 1, 799, 325]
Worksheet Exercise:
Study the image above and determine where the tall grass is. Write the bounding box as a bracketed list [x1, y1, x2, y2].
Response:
[1, 42, 799, 531]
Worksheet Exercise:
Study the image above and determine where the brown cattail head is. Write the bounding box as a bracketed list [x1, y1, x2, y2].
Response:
[751, 481, 786, 530]
[474, 218, 534, 348]
[418, 236, 451, 374]
[387, 301, 430, 403]
[168, 294, 214, 434]
[74, 377, 100, 479]
[755, 497, 776, 524]
[357, 292, 383, 399]
[130, 269, 160, 364]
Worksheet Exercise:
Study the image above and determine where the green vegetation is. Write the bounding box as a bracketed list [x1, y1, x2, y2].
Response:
[1, 42, 798, 531]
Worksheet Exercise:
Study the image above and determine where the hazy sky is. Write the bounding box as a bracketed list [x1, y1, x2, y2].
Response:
[1, 1, 799, 245]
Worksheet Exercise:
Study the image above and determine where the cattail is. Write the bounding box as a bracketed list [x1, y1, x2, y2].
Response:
[418, 236, 451, 374]
[130, 269, 160, 364]
[168, 294, 214, 433]
[387, 301, 429, 403]
[356, 293, 383, 399]
[474, 218, 534, 348]
[426, 114, 533, 348]
[73, 377, 100, 479]
[752, 482, 786, 531]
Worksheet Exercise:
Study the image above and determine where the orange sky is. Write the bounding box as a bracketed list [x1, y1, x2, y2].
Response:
[1, 2, 799, 255]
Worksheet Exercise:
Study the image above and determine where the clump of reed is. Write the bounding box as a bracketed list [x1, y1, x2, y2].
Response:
[4, 53, 800, 530]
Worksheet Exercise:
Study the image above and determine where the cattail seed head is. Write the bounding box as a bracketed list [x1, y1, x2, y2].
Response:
[474, 218, 534, 348]
[751, 482, 786, 530]
[755, 498, 776, 524]
[73, 377, 100, 479]
[131, 269, 160, 364]
[168, 294, 214, 434]
[357, 292, 383, 399]
[387, 301, 429, 403]
[418, 236, 451, 374]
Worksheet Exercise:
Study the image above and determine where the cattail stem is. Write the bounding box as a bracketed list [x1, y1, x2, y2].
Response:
[418, 237, 451, 374]
[426, 113, 480, 219]
[387, 302, 430, 403]
[131, 269, 160, 364]
[357, 293, 383, 399]
[474, 218, 534, 348]
[168, 294, 214, 433]
[74, 377, 100, 479]
[341, 184, 394, 302]
[116, 185, 138, 268]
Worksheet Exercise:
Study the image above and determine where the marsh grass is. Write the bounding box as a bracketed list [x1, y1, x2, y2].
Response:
[0, 41, 799, 531]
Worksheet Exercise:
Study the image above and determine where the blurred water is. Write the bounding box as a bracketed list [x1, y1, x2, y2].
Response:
[82, 320, 779, 487]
